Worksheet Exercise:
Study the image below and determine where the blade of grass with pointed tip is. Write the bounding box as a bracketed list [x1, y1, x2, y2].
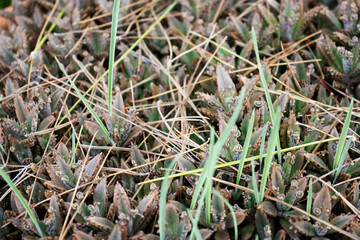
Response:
[306, 178, 313, 214]
[57, 1, 178, 126]
[212, 190, 238, 240]
[159, 155, 181, 240]
[333, 136, 354, 183]
[55, 57, 113, 144]
[236, 108, 255, 185]
[0, 167, 47, 238]
[138, 137, 339, 185]
[259, 107, 281, 202]
[251, 27, 282, 164]
[333, 99, 353, 169]
[108, 0, 122, 116]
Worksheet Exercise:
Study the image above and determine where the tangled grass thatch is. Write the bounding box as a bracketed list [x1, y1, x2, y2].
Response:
[1, 0, 360, 239]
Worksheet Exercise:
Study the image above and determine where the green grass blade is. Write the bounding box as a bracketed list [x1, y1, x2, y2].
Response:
[0, 142, 7, 156]
[190, 82, 249, 236]
[138, 137, 339, 185]
[187, 209, 202, 240]
[70, 125, 83, 167]
[236, 108, 255, 185]
[205, 129, 215, 227]
[0, 167, 47, 238]
[34, 9, 65, 52]
[306, 178, 313, 214]
[55, 57, 113, 144]
[251, 157, 260, 204]
[57, 1, 178, 126]
[190, 129, 215, 210]
[190, 81, 249, 210]
[251, 26, 282, 163]
[108, 0, 122, 116]
[259, 124, 268, 172]
[259, 107, 281, 202]
[212, 190, 238, 240]
[333, 136, 354, 183]
[333, 99, 353, 169]
[159, 156, 181, 240]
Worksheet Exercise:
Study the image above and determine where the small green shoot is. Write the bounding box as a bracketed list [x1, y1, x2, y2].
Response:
[108, 0, 122, 116]
[0, 167, 47, 238]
